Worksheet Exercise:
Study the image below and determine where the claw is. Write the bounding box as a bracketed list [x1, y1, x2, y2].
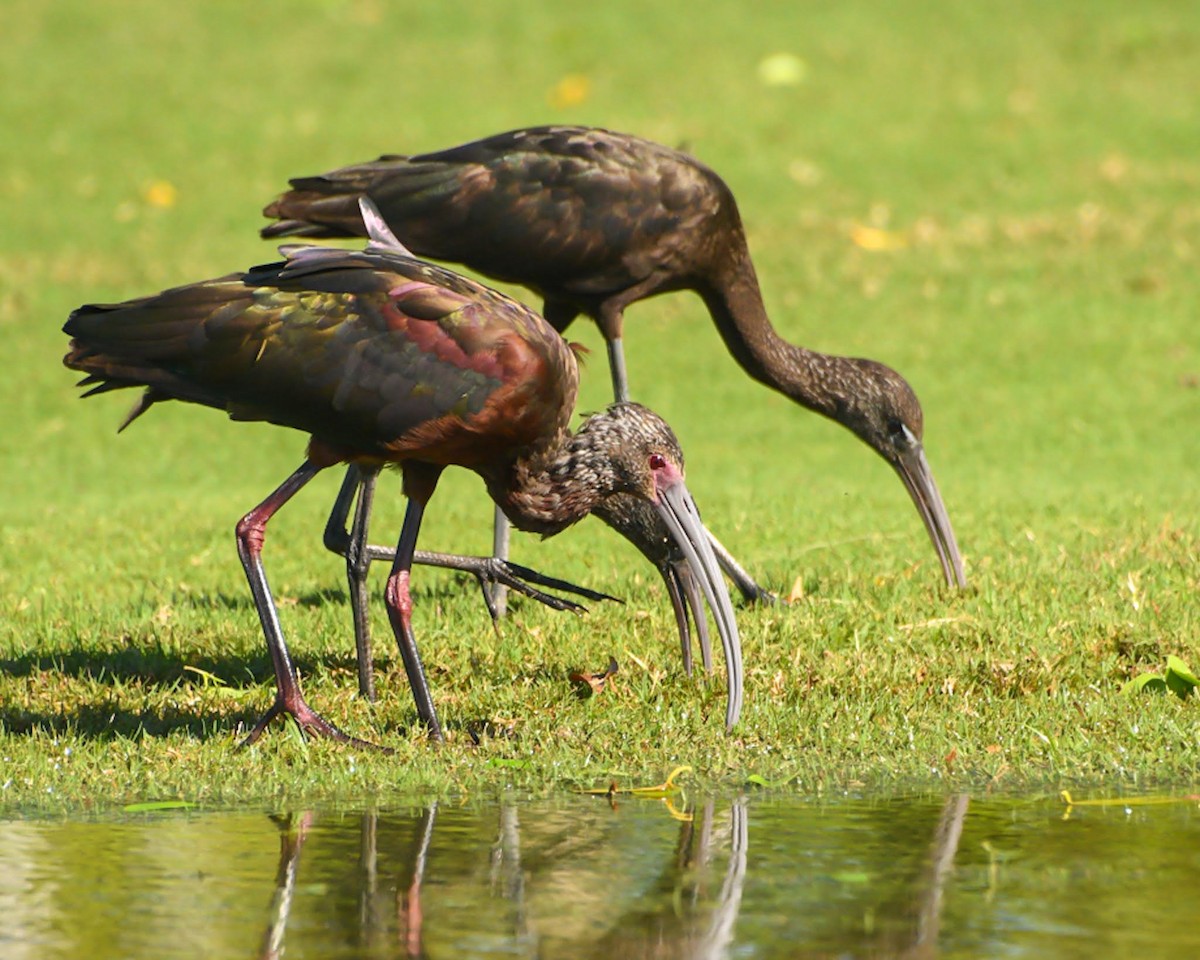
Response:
[743, 587, 778, 607]
[498, 559, 622, 604]
[238, 690, 394, 754]
[467, 557, 622, 622]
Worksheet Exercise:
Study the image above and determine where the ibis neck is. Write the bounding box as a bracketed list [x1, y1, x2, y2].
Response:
[485, 426, 618, 537]
[699, 246, 844, 421]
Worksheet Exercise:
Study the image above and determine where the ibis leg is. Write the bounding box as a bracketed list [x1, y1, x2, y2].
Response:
[347, 466, 380, 701]
[399, 801, 437, 957]
[237, 460, 384, 751]
[384, 488, 444, 741]
[325, 465, 391, 701]
[347, 466, 380, 702]
[489, 504, 511, 618]
[260, 810, 316, 960]
[323, 468, 615, 627]
[411, 551, 618, 614]
[606, 336, 631, 403]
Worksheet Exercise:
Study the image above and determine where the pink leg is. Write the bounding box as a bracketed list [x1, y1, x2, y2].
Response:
[236, 459, 388, 752]
[383, 465, 445, 740]
[398, 803, 436, 957]
[384, 494, 444, 740]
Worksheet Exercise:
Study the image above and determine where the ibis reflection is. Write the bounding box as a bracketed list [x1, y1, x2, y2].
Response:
[256, 795, 966, 960]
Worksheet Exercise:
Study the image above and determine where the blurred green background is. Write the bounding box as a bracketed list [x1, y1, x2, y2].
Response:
[1, 0, 1196, 801]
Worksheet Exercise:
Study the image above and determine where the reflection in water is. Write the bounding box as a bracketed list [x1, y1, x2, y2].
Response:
[399, 803, 436, 958]
[253, 799, 755, 960]
[913, 794, 970, 956]
[3, 793, 1200, 959]
[250, 795, 952, 960]
[699, 798, 749, 958]
[259, 811, 315, 960]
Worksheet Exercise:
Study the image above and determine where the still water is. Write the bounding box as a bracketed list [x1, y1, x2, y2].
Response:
[1, 792, 1198, 959]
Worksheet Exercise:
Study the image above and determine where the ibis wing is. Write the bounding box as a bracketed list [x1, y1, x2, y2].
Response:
[65, 249, 575, 462]
[262, 126, 724, 300]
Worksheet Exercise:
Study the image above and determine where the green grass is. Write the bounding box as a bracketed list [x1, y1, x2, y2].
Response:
[2, 0, 1197, 812]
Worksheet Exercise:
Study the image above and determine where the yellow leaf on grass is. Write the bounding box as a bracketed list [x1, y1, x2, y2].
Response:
[549, 74, 591, 109]
[143, 180, 177, 208]
[758, 53, 807, 87]
[630, 765, 692, 796]
[786, 574, 805, 603]
[569, 656, 619, 696]
[578, 765, 693, 797]
[851, 224, 908, 251]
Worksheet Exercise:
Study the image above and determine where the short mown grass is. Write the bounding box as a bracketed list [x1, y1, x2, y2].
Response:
[1, 0, 1197, 812]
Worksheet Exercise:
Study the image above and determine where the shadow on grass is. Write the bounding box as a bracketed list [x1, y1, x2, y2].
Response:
[0, 697, 439, 744]
[1, 699, 496, 746]
[179, 587, 350, 612]
[165, 577, 505, 613]
[0, 638, 369, 688]
[1, 573, 587, 744]
[0, 684, 488, 744]
[0, 699, 256, 741]
[0, 642, 510, 745]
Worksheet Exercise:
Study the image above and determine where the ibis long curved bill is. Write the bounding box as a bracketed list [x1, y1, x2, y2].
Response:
[653, 477, 744, 731]
[893, 442, 966, 589]
[664, 557, 713, 676]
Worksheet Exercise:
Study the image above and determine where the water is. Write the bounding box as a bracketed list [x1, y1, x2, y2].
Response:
[1, 792, 1198, 959]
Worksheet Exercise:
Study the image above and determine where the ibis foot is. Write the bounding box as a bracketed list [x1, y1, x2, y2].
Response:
[740, 584, 778, 607]
[239, 692, 393, 754]
[469, 557, 622, 622]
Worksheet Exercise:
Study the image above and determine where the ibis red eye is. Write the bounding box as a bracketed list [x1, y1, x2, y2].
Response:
[649, 453, 667, 470]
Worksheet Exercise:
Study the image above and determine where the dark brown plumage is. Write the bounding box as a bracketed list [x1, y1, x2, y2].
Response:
[63, 241, 744, 744]
[262, 125, 966, 594]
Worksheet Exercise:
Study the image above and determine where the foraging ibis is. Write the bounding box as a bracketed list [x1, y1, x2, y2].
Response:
[262, 125, 965, 629]
[63, 241, 744, 744]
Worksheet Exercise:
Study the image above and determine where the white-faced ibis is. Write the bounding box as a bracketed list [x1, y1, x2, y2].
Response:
[261, 125, 966, 609]
[63, 241, 744, 744]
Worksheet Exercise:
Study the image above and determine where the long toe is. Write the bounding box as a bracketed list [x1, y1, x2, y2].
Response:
[239, 694, 393, 754]
[746, 585, 778, 606]
[498, 559, 621, 603]
[238, 699, 285, 748]
[290, 699, 394, 753]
